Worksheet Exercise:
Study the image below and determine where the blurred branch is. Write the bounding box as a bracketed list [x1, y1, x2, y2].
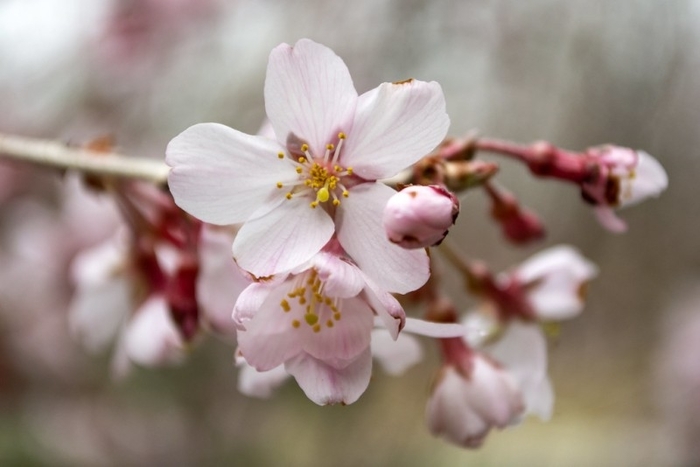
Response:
[0, 133, 169, 186]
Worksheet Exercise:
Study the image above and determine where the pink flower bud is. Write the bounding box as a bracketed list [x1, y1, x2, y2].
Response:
[383, 185, 459, 249]
[426, 355, 524, 448]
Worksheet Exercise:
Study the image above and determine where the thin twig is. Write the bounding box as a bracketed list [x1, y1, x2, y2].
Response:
[0, 133, 169, 186]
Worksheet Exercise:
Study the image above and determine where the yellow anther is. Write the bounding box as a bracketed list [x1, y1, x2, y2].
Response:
[296, 167, 303, 174]
[317, 186, 330, 203]
[326, 320, 334, 328]
[313, 324, 321, 333]
[305, 314, 319, 326]
[310, 201, 318, 209]
[286, 193, 293, 200]
[338, 132, 346, 139]
[276, 182, 283, 189]
[342, 190, 349, 198]
[347, 167, 353, 175]
[334, 312, 342, 321]
[292, 320, 301, 328]
[298, 156, 307, 163]
[332, 199, 340, 206]
[326, 143, 334, 150]
[299, 296, 306, 305]
[278, 152, 285, 159]
[300, 144, 309, 152]
[280, 299, 291, 312]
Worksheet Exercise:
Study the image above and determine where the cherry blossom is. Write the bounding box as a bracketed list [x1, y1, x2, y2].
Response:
[581, 146, 668, 233]
[167, 39, 449, 293]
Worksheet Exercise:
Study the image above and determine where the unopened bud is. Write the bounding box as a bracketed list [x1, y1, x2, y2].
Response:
[383, 185, 459, 249]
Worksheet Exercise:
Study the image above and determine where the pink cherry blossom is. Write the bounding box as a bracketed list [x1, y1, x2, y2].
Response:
[167, 39, 449, 293]
[582, 146, 668, 233]
[426, 352, 524, 448]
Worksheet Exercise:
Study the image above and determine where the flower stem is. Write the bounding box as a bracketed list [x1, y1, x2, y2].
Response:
[0, 133, 169, 186]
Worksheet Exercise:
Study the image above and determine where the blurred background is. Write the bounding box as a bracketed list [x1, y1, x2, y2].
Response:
[0, 0, 697, 465]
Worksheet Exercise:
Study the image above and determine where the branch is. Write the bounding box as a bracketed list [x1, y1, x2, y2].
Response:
[0, 133, 170, 186]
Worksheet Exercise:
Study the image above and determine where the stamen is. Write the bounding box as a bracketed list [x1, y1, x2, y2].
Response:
[292, 320, 301, 328]
[276, 182, 284, 189]
[278, 152, 285, 159]
[280, 299, 291, 312]
[286, 192, 293, 200]
[312, 324, 321, 333]
[331, 132, 345, 165]
[296, 167, 303, 174]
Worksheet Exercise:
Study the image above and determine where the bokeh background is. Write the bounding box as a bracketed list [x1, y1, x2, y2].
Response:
[0, 0, 698, 465]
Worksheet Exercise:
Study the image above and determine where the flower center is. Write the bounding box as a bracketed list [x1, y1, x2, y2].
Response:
[275, 132, 353, 209]
[278, 269, 343, 333]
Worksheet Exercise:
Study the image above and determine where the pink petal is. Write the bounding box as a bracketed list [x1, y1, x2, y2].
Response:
[594, 206, 628, 233]
[232, 282, 276, 330]
[123, 297, 185, 367]
[167, 123, 295, 225]
[484, 322, 553, 421]
[363, 278, 406, 339]
[285, 348, 372, 406]
[301, 296, 374, 364]
[337, 182, 430, 294]
[342, 80, 449, 180]
[371, 330, 423, 376]
[232, 196, 334, 277]
[311, 251, 365, 298]
[236, 287, 304, 371]
[265, 39, 357, 157]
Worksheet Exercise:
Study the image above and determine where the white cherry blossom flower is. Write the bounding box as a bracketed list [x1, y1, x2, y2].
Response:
[167, 39, 449, 293]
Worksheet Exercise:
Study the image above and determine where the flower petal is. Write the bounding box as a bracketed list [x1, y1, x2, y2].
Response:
[236, 290, 306, 371]
[342, 80, 449, 180]
[484, 322, 553, 421]
[265, 39, 358, 156]
[364, 278, 405, 339]
[285, 348, 372, 406]
[301, 296, 374, 364]
[311, 251, 365, 298]
[232, 196, 334, 277]
[371, 330, 423, 375]
[167, 123, 294, 225]
[123, 297, 185, 367]
[337, 182, 429, 294]
[620, 151, 668, 207]
[594, 206, 628, 233]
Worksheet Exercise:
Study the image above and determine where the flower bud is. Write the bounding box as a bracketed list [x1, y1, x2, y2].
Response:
[383, 185, 459, 249]
[426, 355, 524, 448]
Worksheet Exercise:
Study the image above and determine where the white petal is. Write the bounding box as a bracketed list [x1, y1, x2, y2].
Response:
[620, 151, 668, 207]
[232, 196, 334, 277]
[337, 182, 429, 294]
[342, 80, 449, 180]
[167, 123, 294, 225]
[371, 330, 423, 376]
[402, 317, 467, 338]
[484, 322, 553, 420]
[123, 297, 185, 367]
[237, 360, 290, 399]
[265, 39, 357, 156]
[285, 348, 372, 406]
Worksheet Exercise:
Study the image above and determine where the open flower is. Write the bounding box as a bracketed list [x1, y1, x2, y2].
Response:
[581, 146, 668, 232]
[233, 248, 463, 405]
[167, 39, 449, 293]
